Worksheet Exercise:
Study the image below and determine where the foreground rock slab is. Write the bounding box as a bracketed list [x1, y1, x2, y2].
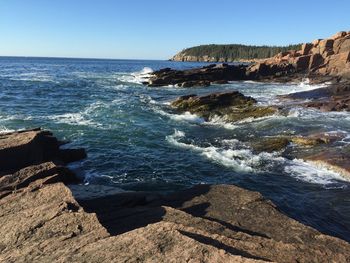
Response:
[1, 129, 350, 262]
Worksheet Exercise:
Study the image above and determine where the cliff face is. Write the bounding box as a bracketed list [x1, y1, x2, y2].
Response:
[249, 31, 350, 79]
[1, 129, 350, 262]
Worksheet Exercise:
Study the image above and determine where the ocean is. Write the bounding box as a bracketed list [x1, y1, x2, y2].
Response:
[0, 56, 350, 241]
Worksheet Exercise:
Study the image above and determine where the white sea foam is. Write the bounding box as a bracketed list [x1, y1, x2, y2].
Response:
[284, 158, 347, 185]
[0, 126, 15, 134]
[281, 78, 328, 95]
[166, 129, 281, 173]
[48, 113, 95, 126]
[167, 130, 349, 186]
[205, 115, 237, 130]
[154, 108, 205, 124]
[118, 67, 154, 84]
[48, 101, 108, 127]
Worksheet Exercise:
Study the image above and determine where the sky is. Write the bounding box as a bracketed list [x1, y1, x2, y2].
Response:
[0, 0, 349, 60]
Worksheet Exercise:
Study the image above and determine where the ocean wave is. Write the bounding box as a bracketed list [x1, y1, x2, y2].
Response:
[117, 67, 154, 84]
[0, 126, 15, 134]
[167, 129, 348, 187]
[284, 158, 347, 186]
[281, 78, 329, 95]
[166, 129, 281, 173]
[3, 72, 57, 83]
[48, 112, 97, 126]
[47, 101, 108, 127]
[204, 115, 237, 130]
[153, 107, 205, 124]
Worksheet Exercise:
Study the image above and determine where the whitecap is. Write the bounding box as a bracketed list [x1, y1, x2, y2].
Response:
[166, 130, 280, 173]
[48, 113, 95, 126]
[118, 67, 154, 84]
[0, 126, 15, 134]
[284, 158, 347, 185]
[205, 115, 237, 130]
[153, 108, 205, 124]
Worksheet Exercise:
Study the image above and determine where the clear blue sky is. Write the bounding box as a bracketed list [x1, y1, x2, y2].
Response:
[0, 0, 349, 59]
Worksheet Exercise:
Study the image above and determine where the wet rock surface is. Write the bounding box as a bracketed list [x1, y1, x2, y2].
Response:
[147, 63, 248, 87]
[171, 91, 276, 122]
[282, 82, 350, 111]
[1, 129, 350, 262]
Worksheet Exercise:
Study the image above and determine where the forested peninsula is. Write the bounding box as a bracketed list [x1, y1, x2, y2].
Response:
[171, 43, 301, 62]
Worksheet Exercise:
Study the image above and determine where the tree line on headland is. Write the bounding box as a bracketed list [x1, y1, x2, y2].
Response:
[172, 43, 302, 62]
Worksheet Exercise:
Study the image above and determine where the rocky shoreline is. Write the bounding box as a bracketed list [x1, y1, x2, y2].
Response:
[142, 31, 350, 182]
[1, 128, 350, 262]
[146, 31, 349, 88]
[2, 31, 350, 262]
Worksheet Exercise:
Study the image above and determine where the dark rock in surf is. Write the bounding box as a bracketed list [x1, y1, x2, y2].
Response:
[147, 63, 248, 87]
[171, 91, 276, 122]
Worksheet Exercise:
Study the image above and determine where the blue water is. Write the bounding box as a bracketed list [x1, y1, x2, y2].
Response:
[1, 56, 350, 241]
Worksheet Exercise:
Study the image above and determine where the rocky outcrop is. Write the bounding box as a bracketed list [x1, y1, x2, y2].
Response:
[249, 31, 350, 80]
[0, 128, 86, 172]
[146, 63, 247, 87]
[147, 31, 350, 87]
[1, 129, 350, 262]
[281, 82, 350, 111]
[171, 91, 277, 122]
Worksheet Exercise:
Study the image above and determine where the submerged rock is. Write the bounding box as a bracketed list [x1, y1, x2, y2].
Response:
[251, 137, 290, 153]
[171, 91, 276, 122]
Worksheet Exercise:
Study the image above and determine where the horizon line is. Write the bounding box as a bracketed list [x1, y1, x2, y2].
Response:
[0, 55, 171, 61]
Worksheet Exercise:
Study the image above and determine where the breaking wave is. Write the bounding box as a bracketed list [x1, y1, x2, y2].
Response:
[166, 129, 348, 187]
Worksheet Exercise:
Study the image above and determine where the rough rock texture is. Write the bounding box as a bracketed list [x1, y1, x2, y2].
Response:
[251, 133, 346, 153]
[171, 91, 276, 122]
[1, 129, 350, 262]
[282, 82, 350, 111]
[0, 128, 86, 172]
[249, 31, 350, 80]
[147, 63, 247, 87]
[147, 31, 350, 87]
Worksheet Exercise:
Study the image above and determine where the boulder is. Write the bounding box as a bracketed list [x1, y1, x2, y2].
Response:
[0, 129, 86, 172]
